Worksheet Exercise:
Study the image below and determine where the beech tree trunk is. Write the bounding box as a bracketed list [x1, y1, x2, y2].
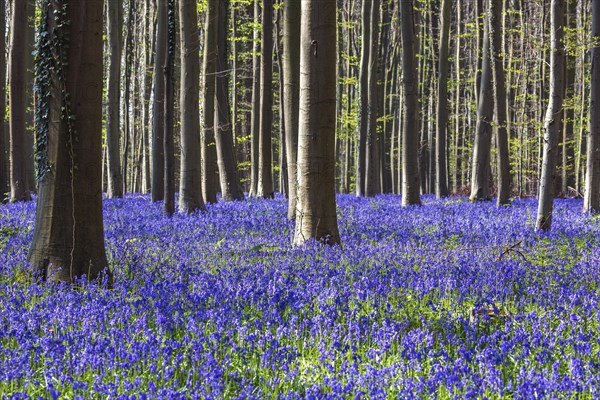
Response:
[9, 0, 31, 202]
[0, 0, 8, 201]
[106, 0, 123, 198]
[400, 0, 421, 206]
[536, 0, 565, 230]
[470, 0, 494, 202]
[490, 0, 511, 206]
[152, 0, 167, 202]
[283, 0, 300, 218]
[257, 0, 274, 198]
[202, 0, 219, 204]
[356, 0, 371, 197]
[249, 0, 261, 197]
[29, 0, 111, 283]
[584, 0, 600, 213]
[215, 0, 244, 201]
[365, 0, 381, 197]
[178, 0, 205, 212]
[163, 0, 175, 216]
[293, 0, 340, 246]
[435, 0, 450, 198]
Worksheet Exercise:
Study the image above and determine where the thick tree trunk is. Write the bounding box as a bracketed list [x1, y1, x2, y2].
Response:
[106, 0, 123, 198]
[202, 0, 219, 203]
[469, 1, 494, 202]
[29, 0, 110, 283]
[283, 0, 300, 218]
[0, 0, 6, 201]
[435, 0, 450, 198]
[257, 0, 274, 198]
[294, 0, 340, 246]
[490, 0, 511, 206]
[215, 0, 244, 201]
[249, 0, 261, 197]
[178, 0, 205, 212]
[356, 0, 371, 197]
[400, 0, 421, 206]
[9, 0, 31, 202]
[584, 0, 600, 212]
[163, 0, 175, 216]
[152, 0, 167, 202]
[536, 0, 565, 230]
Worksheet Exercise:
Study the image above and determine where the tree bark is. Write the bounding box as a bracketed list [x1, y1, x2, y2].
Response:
[29, 0, 111, 283]
[400, 0, 421, 206]
[536, 0, 565, 230]
[106, 0, 123, 198]
[9, 0, 32, 202]
[249, 0, 261, 197]
[490, 0, 511, 206]
[469, 0, 494, 202]
[0, 0, 6, 202]
[215, 0, 244, 201]
[283, 0, 300, 218]
[435, 0, 450, 198]
[356, 0, 371, 197]
[584, 0, 600, 212]
[152, 0, 167, 202]
[163, 0, 175, 216]
[178, 0, 205, 212]
[293, 0, 340, 246]
[365, 0, 381, 197]
[257, 0, 274, 198]
[202, 0, 219, 203]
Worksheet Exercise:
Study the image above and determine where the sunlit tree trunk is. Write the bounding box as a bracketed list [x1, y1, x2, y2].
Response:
[9, 0, 31, 202]
[356, 0, 370, 197]
[152, 0, 167, 202]
[29, 0, 111, 283]
[584, 0, 600, 213]
[106, 0, 123, 198]
[178, 0, 205, 212]
[470, 0, 494, 202]
[365, 0, 380, 197]
[400, 0, 421, 206]
[293, 0, 340, 246]
[249, 0, 261, 197]
[283, 0, 300, 218]
[0, 0, 6, 201]
[536, 0, 565, 230]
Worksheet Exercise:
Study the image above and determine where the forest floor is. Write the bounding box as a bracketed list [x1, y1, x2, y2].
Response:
[1, 194, 600, 398]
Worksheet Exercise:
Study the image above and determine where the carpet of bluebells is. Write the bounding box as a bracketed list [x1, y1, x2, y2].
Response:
[1, 194, 600, 399]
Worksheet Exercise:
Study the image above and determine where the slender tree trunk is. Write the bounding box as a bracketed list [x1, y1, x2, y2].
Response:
[178, 0, 205, 212]
[536, 0, 565, 230]
[356, 0, 371, 197]
[469, 0, 494, 202]
[152, 0, 167, 202]
[257, 0, 274, 198]
[163, 0, 175, 216]
[249, 0, 261, 197]
[584, 0, 600, 212]
[9, 0, 31, 202]
[294, 0, 340, 246]
[215, 0, 244, 201]
[365, 0, 381, 197]
[29, 0, 111, 283]
[142, 0, 155, 194]
[202, 0, 219, 203]
[283, 0, 300, 218]
[106, 0, 123, 198]
[400, 0, 421, 206]
[435, 0, 450, 198]
[0, 0, 6, 201]
[122, 0, 135, 195]
[25, 0, 35, 195]
[490, 0, 511, 205]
